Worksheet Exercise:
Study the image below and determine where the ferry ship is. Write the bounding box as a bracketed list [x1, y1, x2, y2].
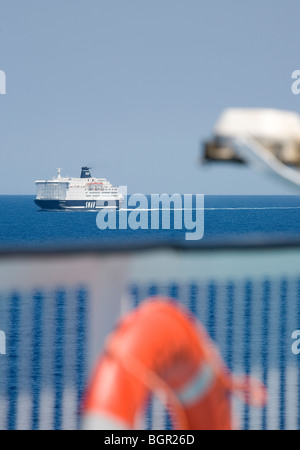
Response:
[35, 167, 124, 210]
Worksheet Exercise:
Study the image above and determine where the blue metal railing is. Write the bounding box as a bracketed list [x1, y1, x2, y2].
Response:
[0, 244, 300, 430]
[0, 287, 88, 430]
[127, 277, 300, 430]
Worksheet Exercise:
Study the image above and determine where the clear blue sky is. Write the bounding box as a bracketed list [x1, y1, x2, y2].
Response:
[1, 0, 300, 195]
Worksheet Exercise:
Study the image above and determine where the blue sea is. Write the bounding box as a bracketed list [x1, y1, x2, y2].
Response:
[1, 195, 300, 248]
[0, 195, 300, 430]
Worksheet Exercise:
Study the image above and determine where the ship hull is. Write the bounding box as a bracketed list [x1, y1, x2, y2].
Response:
[34, 199, 122, 211]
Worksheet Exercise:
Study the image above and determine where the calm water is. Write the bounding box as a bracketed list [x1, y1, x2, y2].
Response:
[1, 195, 300, 248]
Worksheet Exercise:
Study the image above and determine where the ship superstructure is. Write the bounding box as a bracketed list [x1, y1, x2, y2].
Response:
[35, 167, 124, 210]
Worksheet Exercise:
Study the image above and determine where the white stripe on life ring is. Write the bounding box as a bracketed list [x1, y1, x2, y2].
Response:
[176, 363, 215, 406]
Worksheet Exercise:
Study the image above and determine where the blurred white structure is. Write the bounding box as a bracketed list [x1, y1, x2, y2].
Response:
[203, 108, 300, 189]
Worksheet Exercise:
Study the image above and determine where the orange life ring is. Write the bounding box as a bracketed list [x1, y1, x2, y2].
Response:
[81, 297, 267, 430]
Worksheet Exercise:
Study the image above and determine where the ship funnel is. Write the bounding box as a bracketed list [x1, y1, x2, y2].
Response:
[80, 167, 92, 178]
